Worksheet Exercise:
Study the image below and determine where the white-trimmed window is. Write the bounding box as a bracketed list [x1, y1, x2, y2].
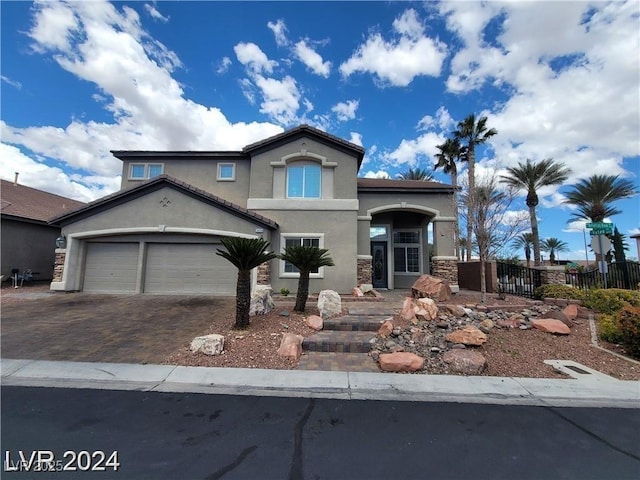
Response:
[129, 163, 163, 180]
[280, 234, 325, 278]
[217, 163, 236, 181]
[393, 230, 421, 274]
[286, 163, 321, 198]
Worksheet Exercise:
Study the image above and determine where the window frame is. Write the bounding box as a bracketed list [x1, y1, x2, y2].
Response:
[217, 162, 236, 181]
[393, 229, 422, 275]
[286, 162, 322, 199]
[128, 163, 164, 180]
[279, 233, 326, 279]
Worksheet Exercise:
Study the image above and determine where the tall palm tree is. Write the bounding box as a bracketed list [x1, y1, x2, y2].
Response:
[398, 167, 434, 181]
[564, 174, 637, 222]
[279, 245, 335, 312]
[500, 158, 571, 266]
[512, 232, 534, 267]
[541, 238, 569, 264]
[454, 114, 497, 261]
[217, 237, 276, 329]
[434, 137, 464, 259]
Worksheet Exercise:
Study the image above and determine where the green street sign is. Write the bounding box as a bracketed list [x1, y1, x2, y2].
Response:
[586, 222, 613, 229]
[590, 227, 613, 236]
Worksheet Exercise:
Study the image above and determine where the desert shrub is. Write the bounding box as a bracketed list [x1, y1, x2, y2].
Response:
[533, 284, 585, 301]
[617, 305, 640, 359]
[582, 289, 640, 315]
[598, 313, 622, 344]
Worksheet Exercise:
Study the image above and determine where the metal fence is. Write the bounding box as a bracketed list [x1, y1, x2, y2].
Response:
[496, 262, 542, 298]
[566, 262, 640, 290]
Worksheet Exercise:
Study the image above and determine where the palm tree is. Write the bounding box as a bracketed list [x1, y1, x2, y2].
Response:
[512, 232, 534, 267]
[398, 167, 434, 181]
[434, 137, 464, 259]
[217, 237, 276, 329]
[540, 238, 569, 264]
[500, 158, 571, 266]
[564, 174, 637, 222]
[279, 245, 335, 312]
[454, 114, 497, 261]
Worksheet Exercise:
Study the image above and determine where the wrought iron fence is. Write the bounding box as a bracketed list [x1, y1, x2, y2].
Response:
[496, 262, 542, 298]
[566, 262, 640, 290]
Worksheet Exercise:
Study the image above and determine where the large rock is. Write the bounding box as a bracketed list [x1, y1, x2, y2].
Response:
[377, 319, 394, 337]
[411, 275, 452, 302]
[277, 333, 303, 359]
[379, 352, 425, 372]
[446, 326, 487, 346]
[544, 309, 573, 327]
[317, 290, 342, 319]
[400, 297, 418, 323]
[249, 287, 275, 316]
[531, 318, 570, 335]
[305, 315, 323, 331]
[190, 334, 225, 356]
[414, 297, 439, 321]
[444, 304, 467, 317]
[562, 304, 578, 321]
[443, 350, 487, 375]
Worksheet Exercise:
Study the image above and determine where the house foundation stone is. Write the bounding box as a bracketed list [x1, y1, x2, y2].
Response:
[52, 250, 66, 282]
[537, 266, 565, 286]
[257, 261, 271, 285]
[357, 257, 372, 285]
[431, 258, 458, 291]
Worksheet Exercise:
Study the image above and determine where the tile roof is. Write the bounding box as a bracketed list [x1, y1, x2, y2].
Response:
[357, 177, 456, 192]
[0, 179, 85, 223]
[51, 175, 279, 229]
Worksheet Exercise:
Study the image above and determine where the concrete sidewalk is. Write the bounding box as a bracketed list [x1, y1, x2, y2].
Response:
[2, 358, 638, 409]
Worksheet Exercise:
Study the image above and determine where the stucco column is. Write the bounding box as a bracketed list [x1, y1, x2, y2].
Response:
[431, 217, 459, 292]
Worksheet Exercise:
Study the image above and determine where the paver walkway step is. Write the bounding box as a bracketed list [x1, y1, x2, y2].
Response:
[297, 352, 380, 372]
[323, 315, 390, 332]
[302, 331, 376, 353]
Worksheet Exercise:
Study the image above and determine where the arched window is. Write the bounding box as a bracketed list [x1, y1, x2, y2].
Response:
[286, 162, 321, 198]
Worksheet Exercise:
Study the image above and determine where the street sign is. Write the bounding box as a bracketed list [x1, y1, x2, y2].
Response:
[586, 222, 612, 228]
[587, 222, 614, 236]
[590, 235, 611, 254]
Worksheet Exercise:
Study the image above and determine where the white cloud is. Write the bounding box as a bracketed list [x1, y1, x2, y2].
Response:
[216, 56, 232, 75]
[349, 132, 363, 147]
[384, 131, 446, 168]
[267, 19, 289, 47]
[362, 170, 390, 179]
[294, 40, 331, 77]
[340, 8, 447, 87]
[254, 75, 300, 125]
[1, 75, 22, 90]
[144, 3, 168, 22]
[331, 100, 359, 122]
[233, 42, 278, 75]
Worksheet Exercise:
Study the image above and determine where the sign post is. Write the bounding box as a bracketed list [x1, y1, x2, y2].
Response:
[590, 232, 612, 288]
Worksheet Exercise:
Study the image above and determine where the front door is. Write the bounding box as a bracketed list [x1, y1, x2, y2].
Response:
[371, 241, 388, 289]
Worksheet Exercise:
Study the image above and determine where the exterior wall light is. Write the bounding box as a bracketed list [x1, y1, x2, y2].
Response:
[55, 234, 67, 248]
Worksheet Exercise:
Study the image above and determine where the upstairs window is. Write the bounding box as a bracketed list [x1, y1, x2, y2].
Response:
[217, 163, 236, 181]
[287, 163, 321, 198]
[129, 163, 163, 180]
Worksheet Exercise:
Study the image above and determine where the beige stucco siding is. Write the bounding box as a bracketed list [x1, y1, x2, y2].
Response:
[358, 191, 455, 218]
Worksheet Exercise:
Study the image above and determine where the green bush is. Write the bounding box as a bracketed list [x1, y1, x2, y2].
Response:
[617, 305, 640, 359]
[598, 314, 622, 344]
[582, 289, 640, 315]
[280, 288, 290, 297]
[533, 284, 584, 301]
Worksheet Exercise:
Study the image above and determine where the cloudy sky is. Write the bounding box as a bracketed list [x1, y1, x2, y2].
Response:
[1, 1, 639, 260]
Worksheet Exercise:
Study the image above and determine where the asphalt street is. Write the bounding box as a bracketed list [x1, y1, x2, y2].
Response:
[2, 386, 639, 480]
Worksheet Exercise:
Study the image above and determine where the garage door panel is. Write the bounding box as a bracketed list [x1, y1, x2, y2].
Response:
[144, 244, 235, 295]
[84, 243, 139, 293]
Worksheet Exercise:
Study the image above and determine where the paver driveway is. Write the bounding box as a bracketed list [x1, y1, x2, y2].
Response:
[0, 293, 234, 363]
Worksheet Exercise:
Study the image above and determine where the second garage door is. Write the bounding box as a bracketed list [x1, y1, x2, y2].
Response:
[144, 243, 235, 295]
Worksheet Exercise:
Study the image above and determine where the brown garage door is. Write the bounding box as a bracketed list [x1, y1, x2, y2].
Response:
[143, 243, 235, 295]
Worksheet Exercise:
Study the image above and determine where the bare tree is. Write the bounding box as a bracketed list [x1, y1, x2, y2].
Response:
[461, 173, 529, 303]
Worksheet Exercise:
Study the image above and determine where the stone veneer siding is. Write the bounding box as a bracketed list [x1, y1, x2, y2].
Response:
[53, 251, 66, 282]
[431, 259, 458, 285]
[357, 258, 372, 285]
[257, 262, 271, 285]
[538, 266, 566, 286]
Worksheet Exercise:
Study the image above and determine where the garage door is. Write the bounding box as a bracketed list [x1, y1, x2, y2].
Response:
[144, 243, 235, 295]
[83, 243, 139, 293]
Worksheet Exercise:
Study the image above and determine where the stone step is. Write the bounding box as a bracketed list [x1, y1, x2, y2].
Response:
[347, 306, 397, 316]
[297, 352, 380, 372]
[323, 315, 390, 332]
[302, 331, 376, 354]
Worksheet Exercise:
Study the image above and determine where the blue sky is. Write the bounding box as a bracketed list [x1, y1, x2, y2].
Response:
[1, 1, 639, 261]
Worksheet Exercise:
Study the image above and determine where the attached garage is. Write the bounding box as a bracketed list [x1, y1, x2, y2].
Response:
[83, 242, 139, 293]
[144, 243, 235, 295]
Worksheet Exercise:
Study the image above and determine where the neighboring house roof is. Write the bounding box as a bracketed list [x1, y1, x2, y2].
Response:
[0, 179, 85, 224]
[50, 175, 279, 229]
[357, 177, 456, 193]
[243, 124, 366, 167]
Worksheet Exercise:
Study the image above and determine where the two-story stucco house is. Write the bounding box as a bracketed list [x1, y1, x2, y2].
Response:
[50, 125, 458, 295]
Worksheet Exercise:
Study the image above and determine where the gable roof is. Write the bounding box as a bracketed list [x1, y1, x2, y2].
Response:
[50, 175, 278, 229]
[0, 179, 85, 224]
[357, 177, 456, 193]
[243, 124, 366, 166]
